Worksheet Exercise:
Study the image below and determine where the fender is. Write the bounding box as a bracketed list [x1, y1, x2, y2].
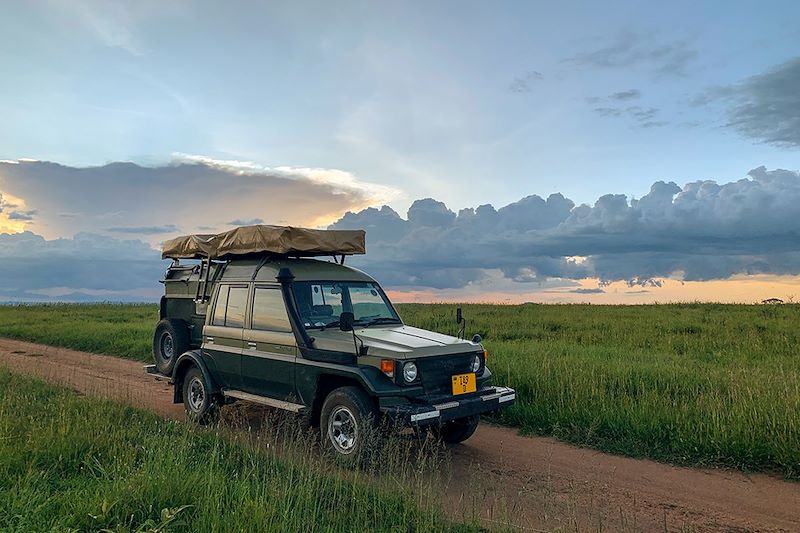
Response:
[171, 349, 219, 404]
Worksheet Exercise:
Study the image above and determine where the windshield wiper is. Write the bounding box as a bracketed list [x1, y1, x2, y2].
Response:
[357, 317, 402, 327]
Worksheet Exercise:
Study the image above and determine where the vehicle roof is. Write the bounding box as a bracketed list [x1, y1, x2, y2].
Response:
[219, 257, 376, 284]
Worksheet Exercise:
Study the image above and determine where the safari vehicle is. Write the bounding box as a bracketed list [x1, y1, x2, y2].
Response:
[146, 225, 516, 458]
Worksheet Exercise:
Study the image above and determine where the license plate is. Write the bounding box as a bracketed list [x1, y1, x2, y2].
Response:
[451, 373, 476, 395]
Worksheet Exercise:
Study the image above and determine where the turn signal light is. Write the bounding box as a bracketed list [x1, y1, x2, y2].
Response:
[484, 350, 489, 363]
[380, 359, 395, 377]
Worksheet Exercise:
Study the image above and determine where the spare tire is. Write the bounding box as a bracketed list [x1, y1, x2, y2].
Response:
[153, 318, 190, 375]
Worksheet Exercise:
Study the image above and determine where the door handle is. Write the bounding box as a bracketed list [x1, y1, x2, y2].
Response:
[206, 337, 215, 344]
[247, 341, 257, 350]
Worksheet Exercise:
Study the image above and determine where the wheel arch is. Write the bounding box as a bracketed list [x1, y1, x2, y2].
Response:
[172, 350, 218, 404]
[308, 373, 371, 427]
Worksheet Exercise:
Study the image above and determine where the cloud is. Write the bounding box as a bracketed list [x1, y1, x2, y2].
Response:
[708, 57, 800, 148]
[508, 71, 544, 93]
[592, 105, 666, 128]
[7, 210, 37, 221]
[0, 158, 397, 241]
[568, 288, 605, 294]
[332, 167, 800, 289]
[108, 224, 178, 234]
[568, 31, 696, 77]
[0, 231, 162, 302]
[609, 89, 641, 101]
[228, 218, 264, 226]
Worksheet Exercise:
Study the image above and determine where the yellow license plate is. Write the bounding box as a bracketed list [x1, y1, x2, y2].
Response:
[451, 373, 477, 395]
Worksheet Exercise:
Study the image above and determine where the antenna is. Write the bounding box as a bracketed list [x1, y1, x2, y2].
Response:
[456, 305, 466, 340]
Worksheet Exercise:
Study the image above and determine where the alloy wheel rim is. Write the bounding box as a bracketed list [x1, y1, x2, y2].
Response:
[188, 376, 205, 412]
[328, 406, 358, 454]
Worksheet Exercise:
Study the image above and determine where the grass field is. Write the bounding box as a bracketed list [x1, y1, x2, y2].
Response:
[0, 302, 798, 478]
[0, 369, 466, 532]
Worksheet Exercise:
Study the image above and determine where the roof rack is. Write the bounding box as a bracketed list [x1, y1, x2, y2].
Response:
[162, 225, 366, 260]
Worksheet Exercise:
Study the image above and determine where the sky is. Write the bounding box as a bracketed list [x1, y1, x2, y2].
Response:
[1, 1, 800, 303]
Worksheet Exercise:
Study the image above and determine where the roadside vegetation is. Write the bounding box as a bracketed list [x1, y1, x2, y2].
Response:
[0, 302, 798, 478]
[0, 369, 466, 532]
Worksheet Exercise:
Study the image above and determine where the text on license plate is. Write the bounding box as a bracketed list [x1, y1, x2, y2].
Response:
[451, 373, 477, 395]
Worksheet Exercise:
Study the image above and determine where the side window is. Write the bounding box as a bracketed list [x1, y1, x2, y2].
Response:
[212, 285, 229, 326]
[225, 287, 248, 329]
[251, 288, 292, 332]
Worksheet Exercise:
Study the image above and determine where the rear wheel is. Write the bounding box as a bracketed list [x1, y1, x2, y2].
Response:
[320, 386, 378, 462]
[182, 366, 219, 425]
[434, 415, 480, 444]
[153, 318, 189, 375]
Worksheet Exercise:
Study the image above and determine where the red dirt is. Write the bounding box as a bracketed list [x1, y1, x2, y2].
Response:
[0, 337, 797, 532]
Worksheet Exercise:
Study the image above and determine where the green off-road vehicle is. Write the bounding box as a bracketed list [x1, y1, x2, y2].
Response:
[146, 225, 515, 458]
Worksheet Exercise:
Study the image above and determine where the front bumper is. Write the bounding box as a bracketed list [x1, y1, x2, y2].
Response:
[380, 386, 516, 426]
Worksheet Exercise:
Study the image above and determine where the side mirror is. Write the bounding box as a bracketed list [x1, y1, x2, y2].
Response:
[339, 311, 355, 332]
[456, 305, 463, 325]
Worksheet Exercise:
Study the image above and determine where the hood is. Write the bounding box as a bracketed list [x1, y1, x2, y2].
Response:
[311, 325, 481, 359]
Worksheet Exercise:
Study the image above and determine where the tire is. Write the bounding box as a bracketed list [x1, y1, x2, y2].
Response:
[153, 318, 190, 375]
[320, 386, 378, 462]
[434, 415, 480, 444]
[182, 366, 219, 425]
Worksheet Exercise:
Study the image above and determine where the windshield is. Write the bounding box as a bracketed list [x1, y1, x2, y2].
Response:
[293, 281, 401, 329]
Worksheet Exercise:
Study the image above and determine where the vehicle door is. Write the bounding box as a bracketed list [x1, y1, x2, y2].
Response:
[203, 284, 248, 389]
[241, 284, 297, 400]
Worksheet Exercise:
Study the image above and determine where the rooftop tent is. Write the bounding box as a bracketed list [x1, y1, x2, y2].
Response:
[161, 225, 366, 260]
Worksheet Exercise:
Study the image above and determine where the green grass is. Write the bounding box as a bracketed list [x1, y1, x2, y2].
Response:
[0, 302, 798, 478]
[0, 369, 465, 532]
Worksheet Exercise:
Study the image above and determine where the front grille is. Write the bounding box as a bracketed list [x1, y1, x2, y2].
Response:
[415, 353, 476, 396]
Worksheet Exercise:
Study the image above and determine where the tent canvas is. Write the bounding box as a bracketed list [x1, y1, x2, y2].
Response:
[162, 225, 366, 260]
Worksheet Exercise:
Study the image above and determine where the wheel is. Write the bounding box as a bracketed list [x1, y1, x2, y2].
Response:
[153, 318, 190, 375]
[434, 415, 480, 444]
[182, 366, 219, 425]
[320, 386, 378, 461]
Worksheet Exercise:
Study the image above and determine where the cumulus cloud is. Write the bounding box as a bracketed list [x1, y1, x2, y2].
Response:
[0, 231, 162, 302]
[0, 158, 397, 241]
[332, 167, 800, 289]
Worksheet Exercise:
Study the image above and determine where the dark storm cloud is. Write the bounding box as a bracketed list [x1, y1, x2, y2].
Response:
[567, 31, 697, 77]
[0, 231, 162, 302]
[332, 167, 800, 289]
[0, 159, 390, 240]
[712, 57, 800, 148]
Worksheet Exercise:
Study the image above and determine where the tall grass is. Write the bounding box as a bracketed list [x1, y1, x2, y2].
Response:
[1, 302, 798, 477]
[0, 369, 468, 532]
[401, 303, 800, 478]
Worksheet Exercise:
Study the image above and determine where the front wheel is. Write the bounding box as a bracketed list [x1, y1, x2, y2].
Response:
[182, 366, 219, 425]
[320, 386, 378, 462]
[434, 415, 480, 444]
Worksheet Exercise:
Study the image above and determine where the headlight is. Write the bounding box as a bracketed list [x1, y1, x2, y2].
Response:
[403, 361, 418, 382]
[471, 353, 481, 372]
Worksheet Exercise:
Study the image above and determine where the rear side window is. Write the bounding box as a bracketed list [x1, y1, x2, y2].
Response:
[251, 288, 292, 332]
[212, 285, 248, 328]
[225, 287, 248, 328]
[212, 286, 229, 326]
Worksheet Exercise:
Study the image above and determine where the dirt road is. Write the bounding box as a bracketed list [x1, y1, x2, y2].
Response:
[0, 337, 797, 532]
